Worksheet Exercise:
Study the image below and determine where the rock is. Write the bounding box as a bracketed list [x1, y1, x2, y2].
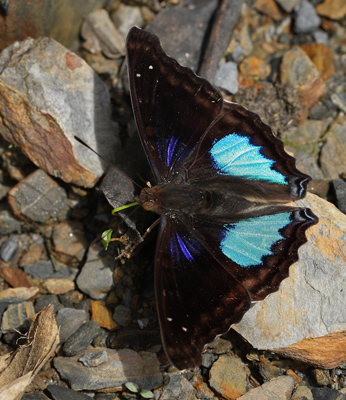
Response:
[76, 245, 113, 300]
[159, 373, 197, 400]
[300, 43, 335, 80]
[214, 62, 239, 94]
[0, 0, 108, 51]
[7, 169, 69, 223]
[147, 0, 218, 70]
[34, 294, 63, 313]
[81, 9, 125, 58]
[209, 355, 248, 400]
[254, 0, 282, 21]
[0, 235, 19, 262]
[275, 0, 303, 13]
[79, 350, 108, 367]
[280, 46, 326, 123]
[90, 300, 118, 331]
[0, 209, 21, 235]
[1, 301, 35, 333]
[52, 221, 88, 265]
[24, 260, 53, 279]
[110, 4, 144, 39]
[55, 308, 88, 343]
[331, 93, 346, 114]
[312, 30, 329, 45]
[291, 384, 313, 400]
[294, 1, 321, 34]
[1, 267, 31, 288]
[113, 304, 131, 327]
[234, 193, 346, 369]
[191, 375, 214, 399]
[0, 287, 39, 303]
[19, 243, 43, 267]
[0, 37, 119, 188]
[42, 278, 75, 295]
[320, 113, 346, 179]
[46, 384, 91, 400]
[332, 180, 346, 214]
[54, 348, 162, 391]
[239, 56, 271, 80]
[311, 387, 346, 400]
[238, 376, 295, 399]
[316, 0, 346, 20]
[63, 320, 101, 356]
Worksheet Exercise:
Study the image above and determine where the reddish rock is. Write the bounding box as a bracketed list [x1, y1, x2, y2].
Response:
[276, 332, 346, 369]
[52, 221, 88, 265]
[300, 43, 335, 80]
[239, 56, 271, 80]
[19, 243, 43, 267]
[254, 0, 282, 21]
[191, 375, 214, 399]
[0, 37, 119, 188]
[90, 300, 119, 331]
[209, 355, 248, 400]
[280, 47, 326, 123]
[42, 278, 75, 295]
[1, 267, 31, 288]
[316, 0, 346, 20]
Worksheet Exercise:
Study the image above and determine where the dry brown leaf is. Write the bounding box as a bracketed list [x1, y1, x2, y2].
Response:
[0, 305, 59, 400]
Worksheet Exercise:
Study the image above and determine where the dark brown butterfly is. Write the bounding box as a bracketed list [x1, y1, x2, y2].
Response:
[125, 26, 318, 370]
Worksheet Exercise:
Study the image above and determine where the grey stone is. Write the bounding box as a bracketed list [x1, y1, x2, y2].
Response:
[232, 44, 244, 62]
[54, 348, 162, 391]
[276, 0, 303, 12]
[79, 350, 108, 367]
[63, 320, 101, 356]
[238, 376, 294, 399]
[159, 373, 197, 400]
[1, 301, 35, 333]
[312, 30, 329, 44]
[0, 210, 21, 235]
[24, 260, 54, 279]
[332, 179, 346, 214]
[76, 246, 113, 300]
[46, 384, 91, 400]
[8, 169, 69, 223]
[0, 236, 19, 262]
[113, 305, 131, 326]
[34, 294, 63, 313]
[110, 4, 144, 40]
[55, 308, 88, 343]
[311, 387, 346, 400]
[214, 62, 238, 94]
[0, 287, 39, 304]
[331, 93, 346, 114]
[294, 0, 321, 33]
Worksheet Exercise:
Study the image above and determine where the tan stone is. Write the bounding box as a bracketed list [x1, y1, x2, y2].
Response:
[300, 43, 335, 80]
[90, 300, 119, 331]
[316, 0, 346, 20]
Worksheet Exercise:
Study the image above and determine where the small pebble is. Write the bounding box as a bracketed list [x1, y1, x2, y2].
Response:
[0, 236, 19, 262]
[294, 0, 321, 34]
[63, 320, 101, 356]
[214, 62, 239, 94]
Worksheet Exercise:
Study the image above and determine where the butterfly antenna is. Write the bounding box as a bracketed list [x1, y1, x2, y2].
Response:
[74, 136, 143, 190]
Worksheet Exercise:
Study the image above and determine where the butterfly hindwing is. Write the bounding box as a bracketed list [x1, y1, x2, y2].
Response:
[126, 27, 223, 182]
[183, 206, 317, 302]
[155, 216, 250, 370]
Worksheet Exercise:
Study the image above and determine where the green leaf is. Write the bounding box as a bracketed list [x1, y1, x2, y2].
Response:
[140, 389, 154, 398]
[125, 382, 139, 393]
[101, 229, 113, 250]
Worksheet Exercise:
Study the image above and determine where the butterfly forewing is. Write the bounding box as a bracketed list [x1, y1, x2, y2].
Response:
[126, 27, 223, 182]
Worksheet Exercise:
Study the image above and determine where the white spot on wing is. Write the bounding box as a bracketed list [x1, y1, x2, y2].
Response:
[149, 65, 153, 70]
[167, 317, 173, 322]
[182, 327, 188, 332]
[136, 73, 141, 77]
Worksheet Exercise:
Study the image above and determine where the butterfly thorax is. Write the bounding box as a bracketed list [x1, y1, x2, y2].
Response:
[139, 184, 205, 216]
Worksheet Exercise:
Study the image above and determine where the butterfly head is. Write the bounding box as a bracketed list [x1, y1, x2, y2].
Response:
[139, 186, 159, 213]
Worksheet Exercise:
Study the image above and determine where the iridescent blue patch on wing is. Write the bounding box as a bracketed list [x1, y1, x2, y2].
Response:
[167, 136, 179, 167]
[210, 133, 287, 185]
[221, 212, 292, 267]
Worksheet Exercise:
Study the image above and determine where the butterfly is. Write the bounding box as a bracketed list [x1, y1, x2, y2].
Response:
[125, 26, 318, 370]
